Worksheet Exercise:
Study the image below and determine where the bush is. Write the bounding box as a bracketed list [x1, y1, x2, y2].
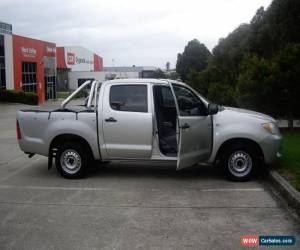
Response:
[57, 92, 71, 99]
[0, 89, 39, 105]
[57, 90, 88, 100]
[74, 89, 89, 99]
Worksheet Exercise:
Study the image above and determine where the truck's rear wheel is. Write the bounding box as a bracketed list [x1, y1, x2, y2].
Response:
[221, 143, 258, 181]
[55, 143, 89, 178]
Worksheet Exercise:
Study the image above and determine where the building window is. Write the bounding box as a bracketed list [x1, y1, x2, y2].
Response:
[0, 22, 12, 35]
[78, 78, 94, 88]
[22, 62, 37, 93]
[0, 34, 5, 90]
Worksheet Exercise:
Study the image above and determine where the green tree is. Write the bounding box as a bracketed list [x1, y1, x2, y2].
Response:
[237, 55, 278, 115]
[186, 66, 222, 98]
[152, 69, 167, 79]
[175, 0, 300, 117]
[249, 0, 300, 58]
[176, 39, 211, 81]
[237, 43, 300, 121]
[168, 71, 180, 80]
[166, 62, 170, 71]
[207, 82, 237, 106]
[212, 24, 251, 86]
[275, 43, 300, 124]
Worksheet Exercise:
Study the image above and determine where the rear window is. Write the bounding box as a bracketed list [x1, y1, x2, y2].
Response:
[110, 85, 148, 112]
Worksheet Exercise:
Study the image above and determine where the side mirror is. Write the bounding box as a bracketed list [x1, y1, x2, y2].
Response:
[208, 103, 219, 115]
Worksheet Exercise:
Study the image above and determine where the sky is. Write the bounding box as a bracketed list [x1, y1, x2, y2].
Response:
[0, 0, 273, 68]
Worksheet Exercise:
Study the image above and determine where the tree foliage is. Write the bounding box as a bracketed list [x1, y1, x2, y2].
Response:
[176, 0, 300, 119]
[166, 62, 170, 71]
[152, 69, 167, 79]
[176, 39, 212, 81]
[237, 55, 278, 115]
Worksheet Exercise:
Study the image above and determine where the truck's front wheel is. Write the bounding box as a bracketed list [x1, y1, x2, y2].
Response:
[55, 143, 88, 178]
[221, 143, 258, 181]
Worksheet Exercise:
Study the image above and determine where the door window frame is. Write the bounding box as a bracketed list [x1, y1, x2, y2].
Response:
[171, 83, 208, 117]
[108, 84, 150, 113]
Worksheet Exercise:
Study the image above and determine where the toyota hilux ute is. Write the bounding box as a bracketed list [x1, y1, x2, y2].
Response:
[16, 79, 282, 180]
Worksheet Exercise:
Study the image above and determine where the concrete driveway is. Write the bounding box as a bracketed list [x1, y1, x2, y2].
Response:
[0, 102, 299, 249]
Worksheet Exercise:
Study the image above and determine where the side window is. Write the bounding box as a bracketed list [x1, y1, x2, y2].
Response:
[110, 85, 148, 112]
[173, 85, 208, 116]
[161, 86, 176, 108]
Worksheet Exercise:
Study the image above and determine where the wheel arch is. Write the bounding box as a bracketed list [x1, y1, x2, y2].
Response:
[215, 138, 264, 165]
[49, 134, 95, 160]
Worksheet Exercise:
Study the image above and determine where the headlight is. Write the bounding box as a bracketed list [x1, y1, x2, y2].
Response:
[262, 122, 278, 134]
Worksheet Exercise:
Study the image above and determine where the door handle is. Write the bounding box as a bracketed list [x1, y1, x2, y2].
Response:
[105, 117, 117, 122]
[181, 123, 190, 129]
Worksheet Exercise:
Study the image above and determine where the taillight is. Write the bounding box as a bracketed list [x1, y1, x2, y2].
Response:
[16, 119, 22, 139]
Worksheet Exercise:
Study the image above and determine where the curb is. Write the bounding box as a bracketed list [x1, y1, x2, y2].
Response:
[269, 170, 300, 217]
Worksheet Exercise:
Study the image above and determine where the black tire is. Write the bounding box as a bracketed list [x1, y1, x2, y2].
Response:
[55, 143, 90, 179]
[220, 143, 259, 181]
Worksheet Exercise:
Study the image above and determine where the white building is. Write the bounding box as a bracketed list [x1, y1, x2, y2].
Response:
[56, 46, 103, 90]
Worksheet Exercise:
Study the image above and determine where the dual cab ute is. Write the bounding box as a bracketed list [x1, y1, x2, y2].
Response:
[17, 79, 282, 180]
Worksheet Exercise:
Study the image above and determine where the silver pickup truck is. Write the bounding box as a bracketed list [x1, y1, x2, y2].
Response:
[17, 79, 282, 180]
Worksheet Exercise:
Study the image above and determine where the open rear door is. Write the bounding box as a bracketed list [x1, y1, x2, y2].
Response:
[170, 84, 212, 170]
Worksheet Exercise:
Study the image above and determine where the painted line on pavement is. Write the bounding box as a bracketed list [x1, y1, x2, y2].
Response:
[201, 188, 264, 192]
[0, 200, 278, 209]
[0, 184, 108, 191]
[0, 185, 264, 192]
[0, 157, 43, 183]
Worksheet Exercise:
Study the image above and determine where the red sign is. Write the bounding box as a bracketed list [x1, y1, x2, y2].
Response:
[240, 236, 259, 247]
[45, 46, 56, 56]
[67, 52, 75, 65]
[21, 47, 37, 58]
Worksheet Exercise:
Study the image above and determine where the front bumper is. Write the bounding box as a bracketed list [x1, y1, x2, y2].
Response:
[259, 134, 282, 164]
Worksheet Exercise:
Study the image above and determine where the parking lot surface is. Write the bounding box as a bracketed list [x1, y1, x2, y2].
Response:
[0, 102, 299, 249]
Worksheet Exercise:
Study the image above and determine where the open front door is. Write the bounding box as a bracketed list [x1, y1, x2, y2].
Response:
[171, 84, 213, 170]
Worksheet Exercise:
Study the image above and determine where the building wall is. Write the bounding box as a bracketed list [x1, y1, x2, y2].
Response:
[57, 69, 69, 91]
[1, 21, 105, 102]
[58, 46, 103, 72]
[57, 46, 103, 90]
[56, 47, 66, 69]
[68, 71, 106, 90]
[13, 35, 56, 103]
[3, 33, 14, 89]
[105, 71, 140, 80]
[67, 71, 140, 90]
[94, 54, 103, 71]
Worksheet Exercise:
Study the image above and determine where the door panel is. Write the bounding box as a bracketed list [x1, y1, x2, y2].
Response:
[102, 84, 153, 159]
[171, 84, 212, 169]
[177, 116, 212, 169]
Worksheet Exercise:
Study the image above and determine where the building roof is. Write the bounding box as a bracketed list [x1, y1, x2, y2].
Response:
[103, 66, 156, 72]
[104, 78, 186, 86]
